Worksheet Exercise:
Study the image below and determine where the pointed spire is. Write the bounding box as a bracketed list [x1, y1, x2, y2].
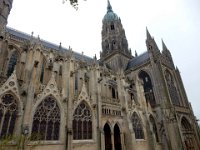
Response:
[146, 27, 152, 40]
[135, 50, 138, 57]
[107, 0, 113, 12]
[161, 39, 172, 62]
[162, 39, 168, 51]
[59, 42, 62, 50]
[175, 66, 179, 72]
[94, 54, 97, 60]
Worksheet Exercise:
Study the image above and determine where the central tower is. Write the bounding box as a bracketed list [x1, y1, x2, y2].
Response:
[100, 0, 132, 73]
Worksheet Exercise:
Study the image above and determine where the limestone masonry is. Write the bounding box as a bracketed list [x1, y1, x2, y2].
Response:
[0, 0, 199, 150]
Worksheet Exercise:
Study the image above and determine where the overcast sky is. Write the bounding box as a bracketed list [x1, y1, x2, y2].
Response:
[7, 0, 200, 120]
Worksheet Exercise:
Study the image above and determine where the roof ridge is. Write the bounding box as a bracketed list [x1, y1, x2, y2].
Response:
[6, 26, 93, 61]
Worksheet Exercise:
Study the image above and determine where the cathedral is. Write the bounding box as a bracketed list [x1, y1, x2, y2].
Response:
[0, 0, 200, 150]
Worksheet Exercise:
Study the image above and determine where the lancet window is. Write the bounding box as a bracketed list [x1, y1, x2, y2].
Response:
[139, 71, 156, 107]
[0, 93, 17, 138]
[7, 51, 18, 77]
[165, 70, 180, 106]
[31, 96, 60, 140]
[131, 112, 144, 139]
[73, 101, 92, 140]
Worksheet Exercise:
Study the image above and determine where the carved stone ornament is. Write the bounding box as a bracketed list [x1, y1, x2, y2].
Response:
[35, 73, 61, 103]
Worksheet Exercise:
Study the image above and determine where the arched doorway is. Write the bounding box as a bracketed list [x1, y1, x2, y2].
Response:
[114, 124, 122, 150]
[104, 123, 112, 150]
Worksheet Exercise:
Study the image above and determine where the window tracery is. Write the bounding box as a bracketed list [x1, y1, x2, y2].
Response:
[131, 112, 144, 139]
[73, 101, 92, 140]
[139, 71, 156, 107]
[31, 96, 60, 140]
[181, 117, 195, 150]
[7, 51, 18, 77]
[0, 93, 17, 138]
[165, 70, 180, 106]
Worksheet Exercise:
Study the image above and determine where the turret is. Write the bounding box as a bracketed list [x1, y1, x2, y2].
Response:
[162, 39, 172, 60]
[145, 27, 160, 60]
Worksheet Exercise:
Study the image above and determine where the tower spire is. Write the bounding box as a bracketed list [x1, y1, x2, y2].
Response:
[162, 39, 168, 51]
[107, 0, 113, 12]
[146, 27, 152, 40]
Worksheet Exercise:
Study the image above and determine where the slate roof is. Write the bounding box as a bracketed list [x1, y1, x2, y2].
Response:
[6, 27, 93, 63]
[126, 51, 150, 70]
[5, 27, 150, 68]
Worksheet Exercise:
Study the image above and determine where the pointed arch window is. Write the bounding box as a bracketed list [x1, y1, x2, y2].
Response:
[0, 93, 17, 138]
[73, 101, 92, 140]
[31, 96, 60, 140]
[139, 71, 156, 107]
[131, 112, 144, 139]
[181, 117, 195, 150]
[165, 70, 180, 106]
[7, 51, 18, 77]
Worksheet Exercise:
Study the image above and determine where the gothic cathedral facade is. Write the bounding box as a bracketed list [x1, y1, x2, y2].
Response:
[0, 0, 200, 150]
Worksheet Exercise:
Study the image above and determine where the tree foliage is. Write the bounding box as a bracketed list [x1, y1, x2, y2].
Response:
[65, 0, 86, 10]
[0, 134, 42, 150]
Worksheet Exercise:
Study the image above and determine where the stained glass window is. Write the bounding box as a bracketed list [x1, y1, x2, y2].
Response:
[7, 51, 18, 77]
[0, 93, 17, 138]
[131, 112, 144, 139]
[73, 101, 92, 140]
[31, 96, 60, 140]
[165, 70, 180, 106]
[139, 71, 156, 107]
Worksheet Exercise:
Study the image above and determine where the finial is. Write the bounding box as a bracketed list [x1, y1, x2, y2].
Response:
[135, 50, 138, 57]
[31, 31, 34, 37]
[68, 46, 74, 57]
[175, 66, 180, 72]
[81, 51, 84, 61]
[161, 39, 168, 51]
[146, 27, 152, 40]
[107, 0, 113, 12]
[59, 42, 62, 49]
[94, 54, 97, 60]
[36, 35, 41, 45]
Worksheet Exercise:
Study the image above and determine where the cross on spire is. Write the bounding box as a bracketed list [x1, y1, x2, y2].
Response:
[107, 0, 113, 12]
